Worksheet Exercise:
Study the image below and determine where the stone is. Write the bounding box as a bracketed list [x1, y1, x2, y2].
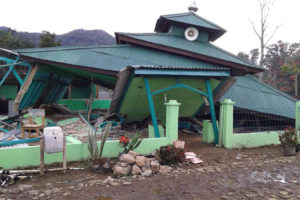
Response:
[135, 156, 148, 167]
[115, 161, 129, 167]
[122, 181, 132, 185]
[103, 176, 113, 184]
[52, 188, 60, 193]
[46, 183, 52, 186]
[63, 192, 70, 196]
[132, 164, 142, 175]
[39, 193, 45, 198]
[119, 154, 136, 164]
[173, 140, 185, 149]
[18, 184, 33, 191]
[128, 151, 139, 158]
[27, 190, 39, 196]
[150, 161, 160, 174]
[141, 169, 152, 177]
[45, 190, 52, 195]
[92, 164, 100, 170]
[113, 165, 131, 176]
[160, 165, 172, 174]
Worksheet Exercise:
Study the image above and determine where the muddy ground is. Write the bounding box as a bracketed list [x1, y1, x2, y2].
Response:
[1, 133, 300, 200]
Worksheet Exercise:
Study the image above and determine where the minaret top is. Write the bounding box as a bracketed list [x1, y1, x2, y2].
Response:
[188, 1, 198, 13]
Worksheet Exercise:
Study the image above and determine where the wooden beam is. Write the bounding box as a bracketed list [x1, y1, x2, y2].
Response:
[13, 65, 38, 112]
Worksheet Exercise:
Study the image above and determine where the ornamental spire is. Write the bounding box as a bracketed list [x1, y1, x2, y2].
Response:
[188, 1, 198, 13]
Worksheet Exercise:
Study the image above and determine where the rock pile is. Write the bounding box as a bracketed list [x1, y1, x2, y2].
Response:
[112, 151, 172, 176]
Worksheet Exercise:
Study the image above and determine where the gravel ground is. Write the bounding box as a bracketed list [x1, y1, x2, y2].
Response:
[1, 133, 300, 200]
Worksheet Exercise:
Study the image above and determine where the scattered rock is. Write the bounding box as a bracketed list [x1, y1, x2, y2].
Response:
[141, 169, 152, 177]
[115, 161, 129, 167]
[46, 183, 52, 187]
[119, 154, 136, 164]
[173, 140, 185, 149]
[44, 189, 52, 196]
[63, 192, 71, 196]
[128, 151, 139, 158]
[160, 165, 172, 174]
[18, 184, 33, 191]
[132, 164, 142, 175]
[39, 193, 45, 198]
[27, 190, 39, 196]
[136, 156, 148, 167]
[122, 181, 132, 185]
[142, 160, 150, 172]
[150, 161, 160, 174]
[113, 164, 131, 176]
[52, 188, 60, 193]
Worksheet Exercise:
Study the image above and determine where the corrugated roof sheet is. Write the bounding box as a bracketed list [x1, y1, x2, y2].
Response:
[221, 75, 296, 119]
[15, 45, 229, 72]
[155, 12, 226, 41]
[119, 33, 263, 71]
[157, 12, 226, 31]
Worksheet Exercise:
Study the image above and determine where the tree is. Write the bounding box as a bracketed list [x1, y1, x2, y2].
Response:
[0, 29, 34, 49]
[281, 51, 300, 97]
[264, 41, 300, 89]
[39, 31, 61, 48]
[237, 48, 259, 65]
[250, 0, 280, 78]
[237, 52, 249, 61]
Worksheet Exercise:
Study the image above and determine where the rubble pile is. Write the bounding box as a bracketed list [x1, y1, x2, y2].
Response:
[112, 151, 172, 177]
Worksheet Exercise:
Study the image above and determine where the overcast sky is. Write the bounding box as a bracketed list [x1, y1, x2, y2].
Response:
[1, 0, 299, 54]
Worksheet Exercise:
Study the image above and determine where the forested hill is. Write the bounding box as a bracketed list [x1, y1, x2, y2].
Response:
[0, 26, 116, 47]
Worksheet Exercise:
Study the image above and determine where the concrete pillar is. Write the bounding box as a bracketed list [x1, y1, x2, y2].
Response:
[202, 120, 214, 143]
[220, 99, 235, 148]
[165, 100, 181, 143]
[296, 101, 300, 132]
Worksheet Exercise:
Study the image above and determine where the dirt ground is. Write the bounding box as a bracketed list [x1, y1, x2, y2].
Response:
[1, 133, 300, 200]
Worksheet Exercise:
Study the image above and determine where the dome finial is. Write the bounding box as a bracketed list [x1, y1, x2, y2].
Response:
[188, 1, 198, 13]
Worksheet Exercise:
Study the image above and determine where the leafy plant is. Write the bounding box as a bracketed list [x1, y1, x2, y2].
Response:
[119, 133, 143, 154]
[156, 145, 185, 165]
[279, 126, 299, 147]
[87, 122, 111, 160]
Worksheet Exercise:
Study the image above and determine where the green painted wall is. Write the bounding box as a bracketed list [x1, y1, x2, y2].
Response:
[0, 85, 18, 100]
[0, 135, 171, 169]
[119, 77, 220, 124]
[225, 131, 282, 148]
[58, 99, 111, 111]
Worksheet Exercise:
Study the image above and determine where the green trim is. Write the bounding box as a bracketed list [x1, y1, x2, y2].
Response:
[144, 77, 160, 138]
[206, 79, 219, 144]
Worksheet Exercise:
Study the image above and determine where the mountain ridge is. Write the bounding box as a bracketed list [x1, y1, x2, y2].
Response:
[0, 26, 116, 47]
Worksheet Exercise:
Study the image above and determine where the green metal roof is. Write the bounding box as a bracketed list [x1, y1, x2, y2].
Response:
[221, 75, 296, 119]
[118, 33, 263, 72]
[15, 45, 229, 72]
[155, 12, 226, 41]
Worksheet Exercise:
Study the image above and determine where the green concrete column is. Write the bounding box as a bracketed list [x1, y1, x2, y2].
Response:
[296, 102, 300, 131]
[202, 120, 214, 143]
[220, 99, 235, 148]
[165, 100, 181, 143]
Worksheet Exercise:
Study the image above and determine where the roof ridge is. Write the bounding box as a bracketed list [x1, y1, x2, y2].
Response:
[161, 12, 226, 31]
[15, 45, 122, 53]
[246, 75, 297, 101]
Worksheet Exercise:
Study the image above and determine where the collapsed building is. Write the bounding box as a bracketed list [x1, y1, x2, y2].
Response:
[0, 8, 296, 144]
